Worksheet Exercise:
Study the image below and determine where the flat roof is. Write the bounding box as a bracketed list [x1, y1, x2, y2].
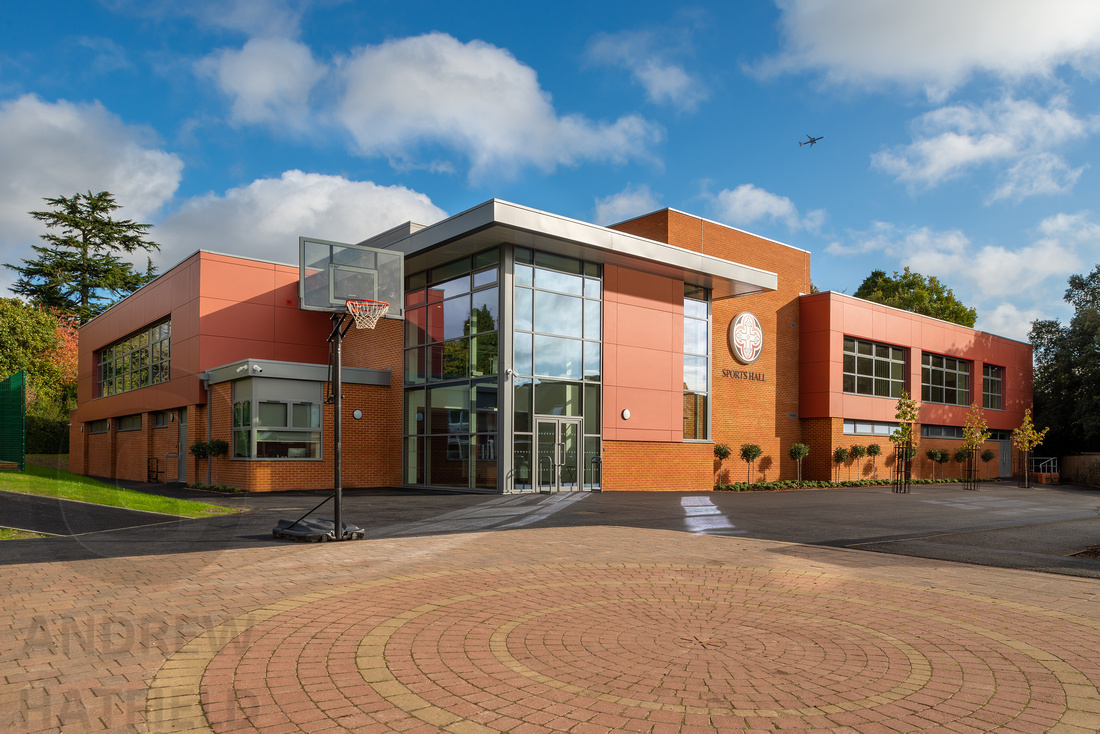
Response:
[371, 199, 778, 299]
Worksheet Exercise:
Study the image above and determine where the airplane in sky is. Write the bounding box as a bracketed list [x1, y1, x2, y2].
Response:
[799, 134, 823, 147]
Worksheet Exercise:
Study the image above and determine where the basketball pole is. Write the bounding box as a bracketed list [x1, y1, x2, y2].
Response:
[330, 311, 351, 540]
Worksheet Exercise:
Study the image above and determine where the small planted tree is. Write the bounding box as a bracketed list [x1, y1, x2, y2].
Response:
[961, 403, 991, 490]
[980, 448, 997, 478]
[889, 389, 920, 493]
[713, 442, 731, 485]
[209, 439, 229, 483]
[926, 449, 940, 480]
[953, 448, 970, 479]
[1012, 408, 1050, 488]
[789, 443, 810, 486]
[867, 443, 882, 479]
[936, 450, 951, 478]
[849, 444, 866, 480]
[740, 444, 763, 484]
[832, 446, 849, 482]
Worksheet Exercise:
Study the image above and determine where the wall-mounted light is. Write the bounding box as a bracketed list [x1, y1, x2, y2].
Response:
[252, 365, 263, 373]
[170, 412, 175, 422]
[621, 409, 631, 420]
[352, 409, 363, 420]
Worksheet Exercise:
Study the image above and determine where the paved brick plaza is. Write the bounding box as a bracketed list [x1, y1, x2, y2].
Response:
[4, 526, 1100, 733]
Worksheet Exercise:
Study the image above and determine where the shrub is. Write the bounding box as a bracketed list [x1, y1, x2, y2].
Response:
[26, 416, 69, 454]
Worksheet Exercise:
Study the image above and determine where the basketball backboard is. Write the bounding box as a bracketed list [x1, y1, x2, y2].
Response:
[299, 237, 404, 315]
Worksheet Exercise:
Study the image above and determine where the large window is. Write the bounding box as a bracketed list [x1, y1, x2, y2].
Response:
[983, 364, 1003, 410]
[96, 320, 170, 397]
[404, 249, 501, 489]
[232, 378, 322, 460]
[843, 337, 906, 398]
[922, 353, 971, 406]
[511, 248, 602, 491]
[683, 285, 709, 440]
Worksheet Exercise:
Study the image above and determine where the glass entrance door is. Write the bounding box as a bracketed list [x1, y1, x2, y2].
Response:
[536, 417, 582, 492]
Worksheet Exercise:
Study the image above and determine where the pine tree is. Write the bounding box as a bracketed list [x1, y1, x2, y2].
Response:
[6, 191, 159, 324]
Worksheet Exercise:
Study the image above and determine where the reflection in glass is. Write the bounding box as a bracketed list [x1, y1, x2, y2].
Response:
[514, 332, 532, 376]
[514, 287, 532, 331]
[514, 377, 532, 433]
[515, 263, 533, 287]
[534, 291, 582, 337]
[583, 299, 600, 340]
[684, 317, 707, 355]
[426, 436, 468, 487]
[472, 380, 498, 432]
[404, 436, 424, 484]
[473, 268, 497, 288]
[442, 297, 470, 340]
[471, 333, 498, 376]
[441, 338, 469, 380]
[684, 393, 708, 440]
[534, 335, 582, 379]
[584, 341, 600, 381]
[256, 431, 320, 458]
[584, 383, 600, 435]
[684, 298, 707, 320]
[584, 278, 601, 300]
[405, 306, 426, 345]
[404, 347, 425, 384]
[427, 384, 469, 434]
[536, 268, 583, 295]
[514, 435, 533, 490]
[473, 434, 497, 488]
[537, 421, 556, 490]
[584, 436, 601, 488]
[535, 380, 581, 416]
[471, 287, 498, 333]
[683, 355, 707, 392]
[405, 389, 425, 435]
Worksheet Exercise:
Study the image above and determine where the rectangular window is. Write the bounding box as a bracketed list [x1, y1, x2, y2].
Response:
[153, 411, 169, 428]
[232, 379, 321, 460]
[96, 319, 170, 397]
[842, 337, 906, 398]
[843, 420, 898, 436]
[921, 425, 964, 439]
[922, 353, 972, 406]
[683, 285, 710, 440]
[88, 419, 109, 434]
[117, 414, 141, 431]
[983, 364, 1003, 410]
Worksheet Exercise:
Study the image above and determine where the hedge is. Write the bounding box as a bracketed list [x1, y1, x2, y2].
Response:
[26, 416, 69, 454]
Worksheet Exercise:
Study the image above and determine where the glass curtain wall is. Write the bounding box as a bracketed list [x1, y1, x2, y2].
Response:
[403, 248, 500, 489]
[512, 248, 602, 491]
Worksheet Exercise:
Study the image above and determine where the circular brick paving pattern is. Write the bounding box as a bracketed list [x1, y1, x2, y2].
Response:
[148, 563, 1100, 733]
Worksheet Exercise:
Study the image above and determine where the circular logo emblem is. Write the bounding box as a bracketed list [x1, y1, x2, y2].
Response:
[729, 312, 763, 364]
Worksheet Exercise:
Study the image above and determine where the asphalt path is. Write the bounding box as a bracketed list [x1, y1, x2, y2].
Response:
[1, 479, 1099, 578]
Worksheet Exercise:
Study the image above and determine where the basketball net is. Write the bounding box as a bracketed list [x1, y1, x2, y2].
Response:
[346, 299, 390, 329]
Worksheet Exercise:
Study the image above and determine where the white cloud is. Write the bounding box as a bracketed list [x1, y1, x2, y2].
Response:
[156, 170, 447, 268]
[198, 38, 326, 129]
[755, 0, 1100, 99]
[0, 95, 183, 291]
[337, 32, 663, 180]
[585, 30, 707, 110]
[709, 184, 824, 232]
[829, 215, 1096, 339]
[594, 184, 660, 225]
[872, 96, 1091, 198]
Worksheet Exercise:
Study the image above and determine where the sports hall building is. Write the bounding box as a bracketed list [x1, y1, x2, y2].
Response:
[68, 200, 1033, 492]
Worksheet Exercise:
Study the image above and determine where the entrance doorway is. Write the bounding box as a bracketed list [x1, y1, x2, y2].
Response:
[536, 417, 582, 492]
[999, 440, 1011, 478]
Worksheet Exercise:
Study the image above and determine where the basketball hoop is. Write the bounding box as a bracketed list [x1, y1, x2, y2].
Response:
[346, 298, 390, 329]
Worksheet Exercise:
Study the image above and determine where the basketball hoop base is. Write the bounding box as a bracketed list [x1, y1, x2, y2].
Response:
[272, 517, 365, 542]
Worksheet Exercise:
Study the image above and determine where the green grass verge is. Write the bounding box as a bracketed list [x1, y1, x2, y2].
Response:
[0, 527, 50, 540]
[0, 464, 239, 519]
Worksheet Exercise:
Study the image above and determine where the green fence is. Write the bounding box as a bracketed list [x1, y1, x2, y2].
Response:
[0, 371, 26, 470]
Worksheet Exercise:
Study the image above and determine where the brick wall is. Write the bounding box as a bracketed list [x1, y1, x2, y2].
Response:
[602, 440, 712, 491]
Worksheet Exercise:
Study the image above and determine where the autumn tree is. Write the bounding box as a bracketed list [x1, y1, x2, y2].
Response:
[6, 191, 159, 324]
[854, 267, 977, 327]
[0, 298, 76, 418]
[1030, 265, 1100, 454]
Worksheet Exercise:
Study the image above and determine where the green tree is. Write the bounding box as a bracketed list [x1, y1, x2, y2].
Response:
[788, 443, 810, 485]
[848, 444, 866, 479]
[832, 446, 848, 481]
[980, 448, 997, 479]
[854, 267, 977, 327]
[0, 298, 74, 419]
[926, 448, 942, 480]
[1030, 265, 1100, 454]
[867, 443, 882, 479]
[6, 191, 159, 324]
[740, 443, 762, 484]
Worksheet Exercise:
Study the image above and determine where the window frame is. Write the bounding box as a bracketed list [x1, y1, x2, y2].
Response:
[95, 319, 171, 398]
[921, 352, 972, 406]
[842, 337, 907, 398]
[683, 284, 711, 441]
[983, 364, 1004, 410]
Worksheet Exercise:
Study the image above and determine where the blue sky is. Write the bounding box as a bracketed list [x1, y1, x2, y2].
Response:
[3, 0, 1100, 340]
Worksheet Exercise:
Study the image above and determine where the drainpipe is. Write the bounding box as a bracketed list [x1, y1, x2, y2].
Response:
[201, 372, 212, 485]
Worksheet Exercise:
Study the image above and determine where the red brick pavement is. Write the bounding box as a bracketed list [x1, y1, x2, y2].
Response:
[3, 527, 1100, 733]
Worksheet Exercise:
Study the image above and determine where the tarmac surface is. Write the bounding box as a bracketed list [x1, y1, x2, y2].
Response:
[3, 481, 1100, 732]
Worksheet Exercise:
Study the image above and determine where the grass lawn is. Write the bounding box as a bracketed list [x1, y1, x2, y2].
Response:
[0, 527, 50, 540]
[0, 460, 239, 519]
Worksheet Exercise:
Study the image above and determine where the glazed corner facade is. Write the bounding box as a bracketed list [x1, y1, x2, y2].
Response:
[68, 200, 1034, 492]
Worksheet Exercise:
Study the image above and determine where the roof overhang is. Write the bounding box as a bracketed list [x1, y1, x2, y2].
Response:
[203, 358, 390, 387]
[369, 199, 777, 299]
